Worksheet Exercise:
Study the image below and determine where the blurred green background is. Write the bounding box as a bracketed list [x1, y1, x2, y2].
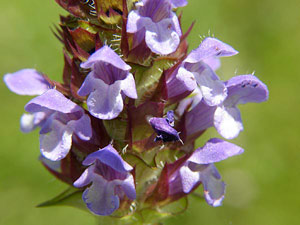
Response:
[0, 0, 299, 224]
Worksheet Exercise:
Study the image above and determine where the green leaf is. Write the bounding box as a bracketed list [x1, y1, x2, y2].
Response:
[37, 187, 87, 211]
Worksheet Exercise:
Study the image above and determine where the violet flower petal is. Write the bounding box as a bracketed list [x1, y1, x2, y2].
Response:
[3, 69, 51, 96]
[213, 75, 268, 139]
[85, 79, 123, 120]
[200, 164, 225, 207]
[82, 175, 120, 216]
[67, 114, 92, 141]
[39, 119, 73, 161]
[20, 112, 47, 133]
[167, 67, 197, 100]
[126, 10, 148, 33]
[184, 100, 215, 137]
[179, 165, 200, 193]
[25, 89, 82, 114]
[185, 37, 238, 64]
[81, 45, 131, 71]
[82, 145, 133, 173]
[127, 0, 181, 55]
[73, 166, 95, 188]
[192, 63, 227, 106]
[170, 0, 188, 8]
[214, 106, 243, 139]
[78, 46, 137, 120]
[121, 73, 138, 99]
[188, 138, 244, 165]
[77, 71, 96, 96]
[202, 57, 221, 71]
[225, 75, 269, 106]
[120, 175, 136, 200]
[145, 17, 181, 55]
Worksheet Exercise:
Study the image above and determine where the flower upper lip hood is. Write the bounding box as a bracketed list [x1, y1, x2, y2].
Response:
[80, 45, 131, 73]
[3, 68, 51, 96]
[184, 37, 238, 64]
[127, 0, 182, 55]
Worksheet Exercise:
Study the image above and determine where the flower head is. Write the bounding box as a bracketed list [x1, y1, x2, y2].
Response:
[25, 89, 92, 161]
[167, 138, 243, 206]
[167, 38, 238, 105]
[127, 0, 183, 55]
[78, 46, 137, 120]
[3, 0, 269, 220]
[4, 69, 92, 161]
[74, 144, 136, 215]
[183, 75, 269, 140]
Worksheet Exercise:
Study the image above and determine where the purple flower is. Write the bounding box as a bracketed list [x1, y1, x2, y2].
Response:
[183, 75, 269, 139]
[127, 0, 182, 55]
[149, 110, 182, 143]
[74, 144, 136, 216]
[25, 89, 92, 161]
[167, 38, 238, 105]
[168, 138, 243, 206]
[3, 69, 52, 132]
[77, 46, 137, 120]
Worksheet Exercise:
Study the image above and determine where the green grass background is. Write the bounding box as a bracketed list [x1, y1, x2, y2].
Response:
[0, 0, 299, 224]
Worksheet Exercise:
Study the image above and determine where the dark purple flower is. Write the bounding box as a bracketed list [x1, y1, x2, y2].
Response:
[74, 144, 136, 216]
[167, 38, 238, 105]
[78, 46, 137, 120]
[168, 138, 243, 206]
[25, 89, 92, 161]
[183, 75, 269, 139]
[127, 0, 182, 55]
[149, 110, 182, 143]
[166, 110, 175, 126]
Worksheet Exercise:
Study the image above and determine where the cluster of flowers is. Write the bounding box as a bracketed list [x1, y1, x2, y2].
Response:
[3, 0, 268, 221]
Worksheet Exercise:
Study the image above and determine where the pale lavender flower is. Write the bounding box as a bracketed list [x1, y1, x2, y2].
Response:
[3, 69, 52, 132]
[167, 37, 238, 105]
[127, 0, 182, 55]
[74, 144, 136, 216]
[183, 75, 269, 139]
[25, 89, 92, 161]
[78, 46, 137, 120]
[168, 138, 243, 206]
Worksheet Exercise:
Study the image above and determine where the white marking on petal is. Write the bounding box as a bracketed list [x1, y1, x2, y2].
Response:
[214, 106, 243, 139]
